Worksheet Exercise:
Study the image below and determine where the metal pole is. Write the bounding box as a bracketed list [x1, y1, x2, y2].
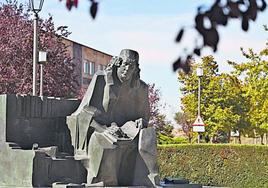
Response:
[197, 76, 201, 143]
[39, 64, 43, 97]
[198, 76, 201, 117]
[32, 13, 38, 96]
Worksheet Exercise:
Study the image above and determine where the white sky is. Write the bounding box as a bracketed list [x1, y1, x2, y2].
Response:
[13, 0, 268, 127]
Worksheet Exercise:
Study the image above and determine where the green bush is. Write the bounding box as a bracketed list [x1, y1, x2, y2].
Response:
[158, 144, 268, 188]
[158, 134, 188, 145]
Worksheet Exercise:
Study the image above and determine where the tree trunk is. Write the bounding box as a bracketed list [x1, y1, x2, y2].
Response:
[238, 134, 241, 144]
[227, 131, 231, 143]
[261, 134, 264, 145]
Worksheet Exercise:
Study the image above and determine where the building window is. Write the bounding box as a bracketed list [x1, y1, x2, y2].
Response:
[84, 60, 95, 75]
[89, 62, 95, 75]
[83, 61, 89, 74]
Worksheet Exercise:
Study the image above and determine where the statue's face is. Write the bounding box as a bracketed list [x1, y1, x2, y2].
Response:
[117, 59, 137, 83]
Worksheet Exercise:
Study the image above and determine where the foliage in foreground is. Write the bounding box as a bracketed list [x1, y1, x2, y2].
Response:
[59, 0, 267, 74]
[158, 144, 268, 187]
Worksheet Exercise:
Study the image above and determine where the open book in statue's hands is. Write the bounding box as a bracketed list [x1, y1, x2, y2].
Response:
[104, 118, 148, 142]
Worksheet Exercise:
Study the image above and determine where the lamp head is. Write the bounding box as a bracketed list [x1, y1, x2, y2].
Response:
[38, 51, 47, 64]
[29, 0, 44, 13]
[196, 66, 203, 77]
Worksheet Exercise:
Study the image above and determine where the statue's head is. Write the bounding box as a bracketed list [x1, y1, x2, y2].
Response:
[106, 49, 140, 88]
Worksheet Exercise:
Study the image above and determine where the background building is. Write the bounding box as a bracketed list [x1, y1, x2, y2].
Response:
[63, 38, 113, 91]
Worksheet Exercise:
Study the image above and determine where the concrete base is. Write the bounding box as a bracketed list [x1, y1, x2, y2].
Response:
[33, 148, 87, 187]
[161, 184, 202, 188]
[53, 183, 148, 188]
[0, 143, 35, 187]
[52, 183, 202, 188]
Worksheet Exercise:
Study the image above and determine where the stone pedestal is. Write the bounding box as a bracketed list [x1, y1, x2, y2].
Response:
[0, 94, 80, 187]
[32, 147, 87, 187]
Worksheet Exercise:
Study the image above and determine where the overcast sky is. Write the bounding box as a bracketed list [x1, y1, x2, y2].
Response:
[13, 0, 268, 127]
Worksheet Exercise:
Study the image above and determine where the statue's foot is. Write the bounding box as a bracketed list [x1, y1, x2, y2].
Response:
[74, 149, 88, 159]
[148, 173, 161, 187]
[84, 181, 104, 187]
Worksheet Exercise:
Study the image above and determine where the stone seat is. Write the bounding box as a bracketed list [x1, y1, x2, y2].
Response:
[32, 146, 87, 187]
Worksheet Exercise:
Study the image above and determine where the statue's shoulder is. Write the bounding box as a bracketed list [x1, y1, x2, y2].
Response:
[94, 70, 105, 77]
[90, 70, 107, 90]
[139, 80, 149, 90]
[91, 70, 106, 84]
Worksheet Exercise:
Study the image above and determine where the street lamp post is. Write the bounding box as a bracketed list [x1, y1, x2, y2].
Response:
[38, 51, 47, 97]
[29, 0, 44, 96]
[196, 66, 203, 143]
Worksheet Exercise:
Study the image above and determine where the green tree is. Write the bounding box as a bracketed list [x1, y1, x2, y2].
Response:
[174, 111, 193, 142]
[229, 28, 268, 143]
[178, 56, 249, 142]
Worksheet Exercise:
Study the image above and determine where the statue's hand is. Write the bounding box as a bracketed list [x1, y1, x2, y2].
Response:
[110, 56, 123, 66]
[135, 118, 148, 129]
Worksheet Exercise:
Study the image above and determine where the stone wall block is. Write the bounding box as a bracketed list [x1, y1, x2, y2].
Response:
[48, 97, 53, 118]
[35, 97, 42, 117]
[0, 95, 7, 143]
[41, 97, 47, 118]
[25, 95, 31, 118]
[30, 96, 36, 118]
[16, 95, 23, 118]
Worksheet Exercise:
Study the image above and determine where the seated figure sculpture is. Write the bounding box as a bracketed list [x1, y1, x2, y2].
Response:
[67, 49, 160, 187]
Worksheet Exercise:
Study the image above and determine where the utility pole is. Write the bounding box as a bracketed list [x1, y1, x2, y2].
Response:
[196, 66, 203, 143]
[32, 13, 38, 95]
[30, 0, 45, 96]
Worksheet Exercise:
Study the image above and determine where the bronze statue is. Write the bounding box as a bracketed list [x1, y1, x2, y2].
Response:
[67, 49, 159, 187]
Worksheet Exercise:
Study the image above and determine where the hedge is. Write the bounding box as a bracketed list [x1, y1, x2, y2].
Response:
[158, 144, 268, 188]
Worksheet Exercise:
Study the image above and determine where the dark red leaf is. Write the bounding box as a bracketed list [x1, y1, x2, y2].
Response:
[173, 57, 181, 71]
[193, 48, 201, 56]
[181, 56, 192, 74]
[195, 13, 205, 33]
[228, 1, 241, 18]
[242, 16, 249, 31]
[175, 28, 184, 43]
[74, 0, 78, 8]
[66, 0, 73, 11]
[202, 27, 219, 52]
[245, 1, 258, 21]
[90, 1, 98, 19]
[173, 56, 191, 74]
[207, 4, 228, 26]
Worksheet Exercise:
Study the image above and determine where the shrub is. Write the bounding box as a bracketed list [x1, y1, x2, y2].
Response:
[158, 134, 188, 145]
[158, 144, 268, 187]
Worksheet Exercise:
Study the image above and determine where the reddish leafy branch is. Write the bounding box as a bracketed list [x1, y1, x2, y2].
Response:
[0, 1, 78, 97]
